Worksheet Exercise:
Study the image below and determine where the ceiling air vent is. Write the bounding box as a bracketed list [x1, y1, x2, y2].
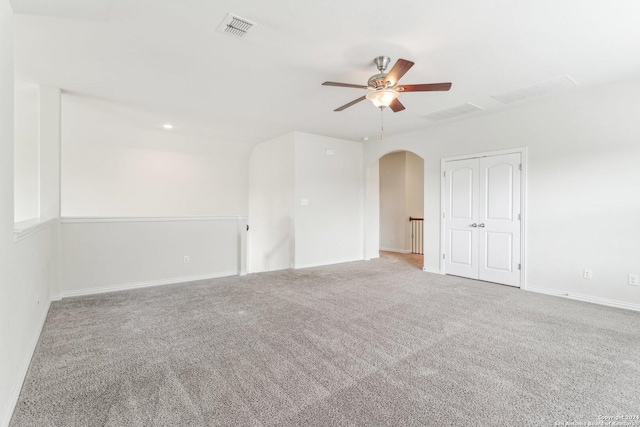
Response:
[217, 13, 257, 38]
[492, 75, 578, 104]
[420, 102, 484, 122]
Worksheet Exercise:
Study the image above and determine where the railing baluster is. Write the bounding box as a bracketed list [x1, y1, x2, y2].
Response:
[409, 217, 424, 255]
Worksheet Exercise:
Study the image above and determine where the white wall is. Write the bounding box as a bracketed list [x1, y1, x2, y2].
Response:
[248, 133, 295, 273]
[0, 2, 17, 421]
[364, 75, 640, 307]
[294, 132, 363, 268]
[248, 131, 364, 272]
[39, 87, 61, 221]
[58, 94, 252, 295]
[60, 218, 240, 297]
[405, 151, 424, 220]
[3, 226, 55, 427]
[379, 152, 407, 252]
[379, 151, 424, 253]
[364, 160, 379, 260]
[13, 82, 38, 222]
[1, 2, 56, 425]
[405, 151, 424, 252]
[61, 94, 252, 217]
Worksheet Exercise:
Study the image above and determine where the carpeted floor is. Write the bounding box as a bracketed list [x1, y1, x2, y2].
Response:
[11, 256, 640, 426]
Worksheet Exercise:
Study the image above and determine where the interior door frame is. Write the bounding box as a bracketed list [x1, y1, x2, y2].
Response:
[439, 147, 528, 289]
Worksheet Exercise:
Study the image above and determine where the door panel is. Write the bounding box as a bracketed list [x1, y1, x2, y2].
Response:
[486, 164, 513, 220]
[451, 168, 473, 219]
[478, 153, 521, 286]
[450, 230, 473, 265]
[485, 232, 513, 271]
[444, 159, 478, 279]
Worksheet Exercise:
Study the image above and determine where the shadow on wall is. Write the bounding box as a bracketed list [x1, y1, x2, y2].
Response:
[264, 217, 293, 271]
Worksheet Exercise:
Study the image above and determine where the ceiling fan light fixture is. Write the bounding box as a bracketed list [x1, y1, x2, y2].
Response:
[366, 88, 398, 108]
[322, 56, 451, 113]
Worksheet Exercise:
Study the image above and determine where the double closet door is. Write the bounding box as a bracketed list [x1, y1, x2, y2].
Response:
[444, 152, 521, 287]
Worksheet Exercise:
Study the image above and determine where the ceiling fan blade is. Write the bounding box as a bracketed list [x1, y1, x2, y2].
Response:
[323, 81, 368, 89]
[399, 83, 452, 92]
[334, 96, 366, 111]
[389, 98, 405, 113]
[383, 59, 414, 85]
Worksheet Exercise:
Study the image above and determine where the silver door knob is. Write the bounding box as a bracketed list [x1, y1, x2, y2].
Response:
[471, 223, 477, 227]
[479, 223, 485, 227]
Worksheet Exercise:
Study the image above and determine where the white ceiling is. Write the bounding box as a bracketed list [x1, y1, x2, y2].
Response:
[11, 0, 640, 144]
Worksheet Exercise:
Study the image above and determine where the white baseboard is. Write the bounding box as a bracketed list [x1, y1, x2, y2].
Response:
[526, 286, 640, 312]
[422, 267, 443, 274]
[379, 247, 412, 254]
[56, 271, 238, 299]
[1, 300, 51, 427]
[295, 257, 364, 270]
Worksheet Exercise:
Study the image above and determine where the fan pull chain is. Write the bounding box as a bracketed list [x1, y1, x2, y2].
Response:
[380, 107, 384, 141]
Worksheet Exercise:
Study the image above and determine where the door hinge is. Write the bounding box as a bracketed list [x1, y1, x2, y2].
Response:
[518, 263, 521, 270]
[519, 163, 522, 171]
[443, 171, 446, 178]
[518, 213, 521, 220]
[443, 254, 445, 260]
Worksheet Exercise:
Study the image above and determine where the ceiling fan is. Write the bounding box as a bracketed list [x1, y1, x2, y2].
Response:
[322, 56, 452, 112]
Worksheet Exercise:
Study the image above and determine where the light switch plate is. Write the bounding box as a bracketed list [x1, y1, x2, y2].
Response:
[300, 199, 309, 206]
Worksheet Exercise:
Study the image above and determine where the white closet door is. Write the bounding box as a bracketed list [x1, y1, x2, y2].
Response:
[444, 159, 479, 279]
[478, 153, 521, 286]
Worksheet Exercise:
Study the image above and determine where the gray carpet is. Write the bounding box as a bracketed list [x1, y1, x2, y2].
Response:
[11, 256, 640, 426]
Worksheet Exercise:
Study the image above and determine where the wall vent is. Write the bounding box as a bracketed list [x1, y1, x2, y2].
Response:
[217, 13, 257, 38]
[420, 102, 484, 122]
[492, 75, 578, 104]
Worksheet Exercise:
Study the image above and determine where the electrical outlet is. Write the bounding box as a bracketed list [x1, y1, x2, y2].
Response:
[583, 269, 593, 279]
[183, 256, 190, 264]
[629, 274, 639, 286]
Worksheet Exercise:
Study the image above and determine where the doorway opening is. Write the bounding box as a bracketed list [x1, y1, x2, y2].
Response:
[378, 150, 424, 270]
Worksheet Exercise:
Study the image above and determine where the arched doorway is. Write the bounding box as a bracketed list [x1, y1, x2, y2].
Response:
[365, 150, 425, 270]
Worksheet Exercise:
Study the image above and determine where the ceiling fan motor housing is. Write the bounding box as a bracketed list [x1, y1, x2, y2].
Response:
[369, 56, 393, 89]
[374, 56, 391, 72]
[367, 73, 391, 89]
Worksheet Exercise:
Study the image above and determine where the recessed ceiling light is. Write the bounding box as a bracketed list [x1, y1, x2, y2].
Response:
[362, 137, 369, 141]
[162, 123, 173, 129]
